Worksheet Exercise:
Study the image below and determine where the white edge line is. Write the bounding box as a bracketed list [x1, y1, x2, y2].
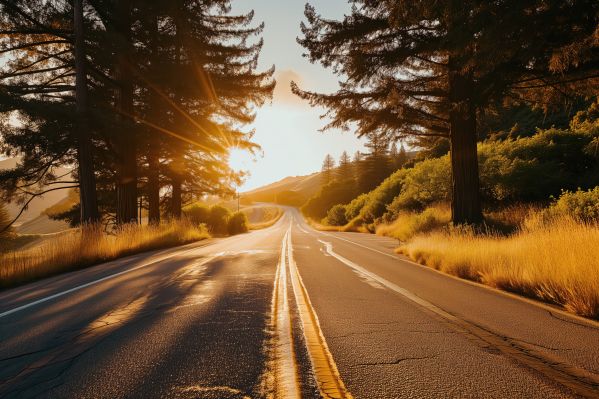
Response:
[299, 216, 599, 329]
[318, 239, 458, 322]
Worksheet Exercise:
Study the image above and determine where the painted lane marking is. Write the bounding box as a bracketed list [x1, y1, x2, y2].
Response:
[268, 228, 302, 398]
[303, 215, 599, 330]
[318, 239, 599, 398]
[288, 228, 353, 399]
[318, 240, 458, 322]
[0, 248, 219, 319]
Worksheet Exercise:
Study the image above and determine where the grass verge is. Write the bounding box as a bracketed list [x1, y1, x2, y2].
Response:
[398, 216, 599, 319]
[0, 221, 209, 289]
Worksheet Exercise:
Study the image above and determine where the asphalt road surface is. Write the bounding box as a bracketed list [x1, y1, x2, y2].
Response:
[1, 207, 599, 398]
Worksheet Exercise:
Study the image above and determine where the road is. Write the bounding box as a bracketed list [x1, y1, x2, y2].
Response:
[1, 207, 599, 398]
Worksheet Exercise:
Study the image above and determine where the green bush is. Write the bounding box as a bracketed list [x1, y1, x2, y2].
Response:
[208, 205, 232, 235]
[544, 187, 599, 222]
[384, 157, 451, 220]
[325, 204, 348, 226]
[359, 168, 409, 224]
[344, 193, 369, 221]
[228, 212, 249, 235]
[182, 203, 210, 226]
[478, 127, 599, 203]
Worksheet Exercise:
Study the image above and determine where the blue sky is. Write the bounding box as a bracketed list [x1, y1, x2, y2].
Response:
[229, 1, 365, 191]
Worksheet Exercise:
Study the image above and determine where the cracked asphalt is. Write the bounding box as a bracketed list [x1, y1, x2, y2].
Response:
[1, 207, 599, 398]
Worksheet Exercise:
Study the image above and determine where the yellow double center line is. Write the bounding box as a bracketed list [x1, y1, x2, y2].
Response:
[271, 225, 353, 399]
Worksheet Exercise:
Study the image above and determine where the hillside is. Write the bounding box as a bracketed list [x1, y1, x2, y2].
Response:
[0, 158, 71, 227]
[242, 172, 322, 205]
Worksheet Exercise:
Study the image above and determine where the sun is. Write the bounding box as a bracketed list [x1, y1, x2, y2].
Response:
[228, 147, 254, 173]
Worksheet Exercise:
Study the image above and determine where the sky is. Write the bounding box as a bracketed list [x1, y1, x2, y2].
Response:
[228, 0, 365, 191]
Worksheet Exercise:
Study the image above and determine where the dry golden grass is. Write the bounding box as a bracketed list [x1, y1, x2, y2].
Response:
[306, 218, 345, 232]
[399, 216, 599, 319]
[376, 205, 451, 241]
[0, 221, 209, 288]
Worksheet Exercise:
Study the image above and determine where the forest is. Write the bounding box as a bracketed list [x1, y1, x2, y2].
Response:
[0, 0, 274, 286]
[0, 0, 273, 229]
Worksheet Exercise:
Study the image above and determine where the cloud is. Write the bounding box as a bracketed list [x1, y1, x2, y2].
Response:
[273, 69, 306, 106]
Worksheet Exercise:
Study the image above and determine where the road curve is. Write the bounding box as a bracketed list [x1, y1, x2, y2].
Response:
[1, 207, 598, 398]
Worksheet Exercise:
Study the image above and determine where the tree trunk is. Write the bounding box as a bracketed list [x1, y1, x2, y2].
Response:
[115, 0, 137, 225]
[170, 173, 182, 219]
[147, 10, 161, 226]
[73, 0, 99, 225]
[147, 149, 160, 225]
[448, 71, 483, 225]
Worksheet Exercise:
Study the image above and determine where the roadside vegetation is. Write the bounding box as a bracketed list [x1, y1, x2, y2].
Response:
[399, 213, 599, 319]
[300, 101, 599, 319]
[183, 202, 281, 233]
[0, 221, 209, 288]
[0, 200, 280, 288]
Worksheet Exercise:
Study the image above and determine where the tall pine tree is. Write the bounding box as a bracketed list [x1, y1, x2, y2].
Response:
[294, 0, 598, 224]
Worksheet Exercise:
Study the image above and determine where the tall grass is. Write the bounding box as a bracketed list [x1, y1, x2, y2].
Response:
[0, 221, 209, 288]
[376, 205, 451, 241]
[399, 216, 599, 319]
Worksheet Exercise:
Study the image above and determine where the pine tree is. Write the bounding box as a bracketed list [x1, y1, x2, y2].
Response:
[389, 142, 409, 171]
[321, 153, 336, 185]
[397, 144, 408, 169]
[0, 0, 272, 229]
[73, 0, 100, 224]
[337, 151, 352, 181]
[0, 1, 82, 229]
[357, 133, 390, 193]
[294, 1, 598, 224]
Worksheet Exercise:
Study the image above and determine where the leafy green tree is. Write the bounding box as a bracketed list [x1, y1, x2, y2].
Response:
[294, 0, 599, 224]
[325, 204, 348, 226]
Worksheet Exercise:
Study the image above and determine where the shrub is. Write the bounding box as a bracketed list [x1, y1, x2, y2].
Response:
[543, 187, 599, 223]
[208, 205, 232, 234]
[228, 212, 249, 235]
[359, 168, 409, 224]
[183, 203, 210, 226]
[384, 157, 451, 220]
[344, 193, 369, 221]
[325, 204, 348, 226]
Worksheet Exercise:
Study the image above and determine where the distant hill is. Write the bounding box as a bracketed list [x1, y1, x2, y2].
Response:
[242, 172, 323, 206]
[0, 158, 72, 227]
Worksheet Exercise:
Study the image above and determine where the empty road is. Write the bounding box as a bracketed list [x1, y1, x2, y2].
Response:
[1, 208, 598, 398]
